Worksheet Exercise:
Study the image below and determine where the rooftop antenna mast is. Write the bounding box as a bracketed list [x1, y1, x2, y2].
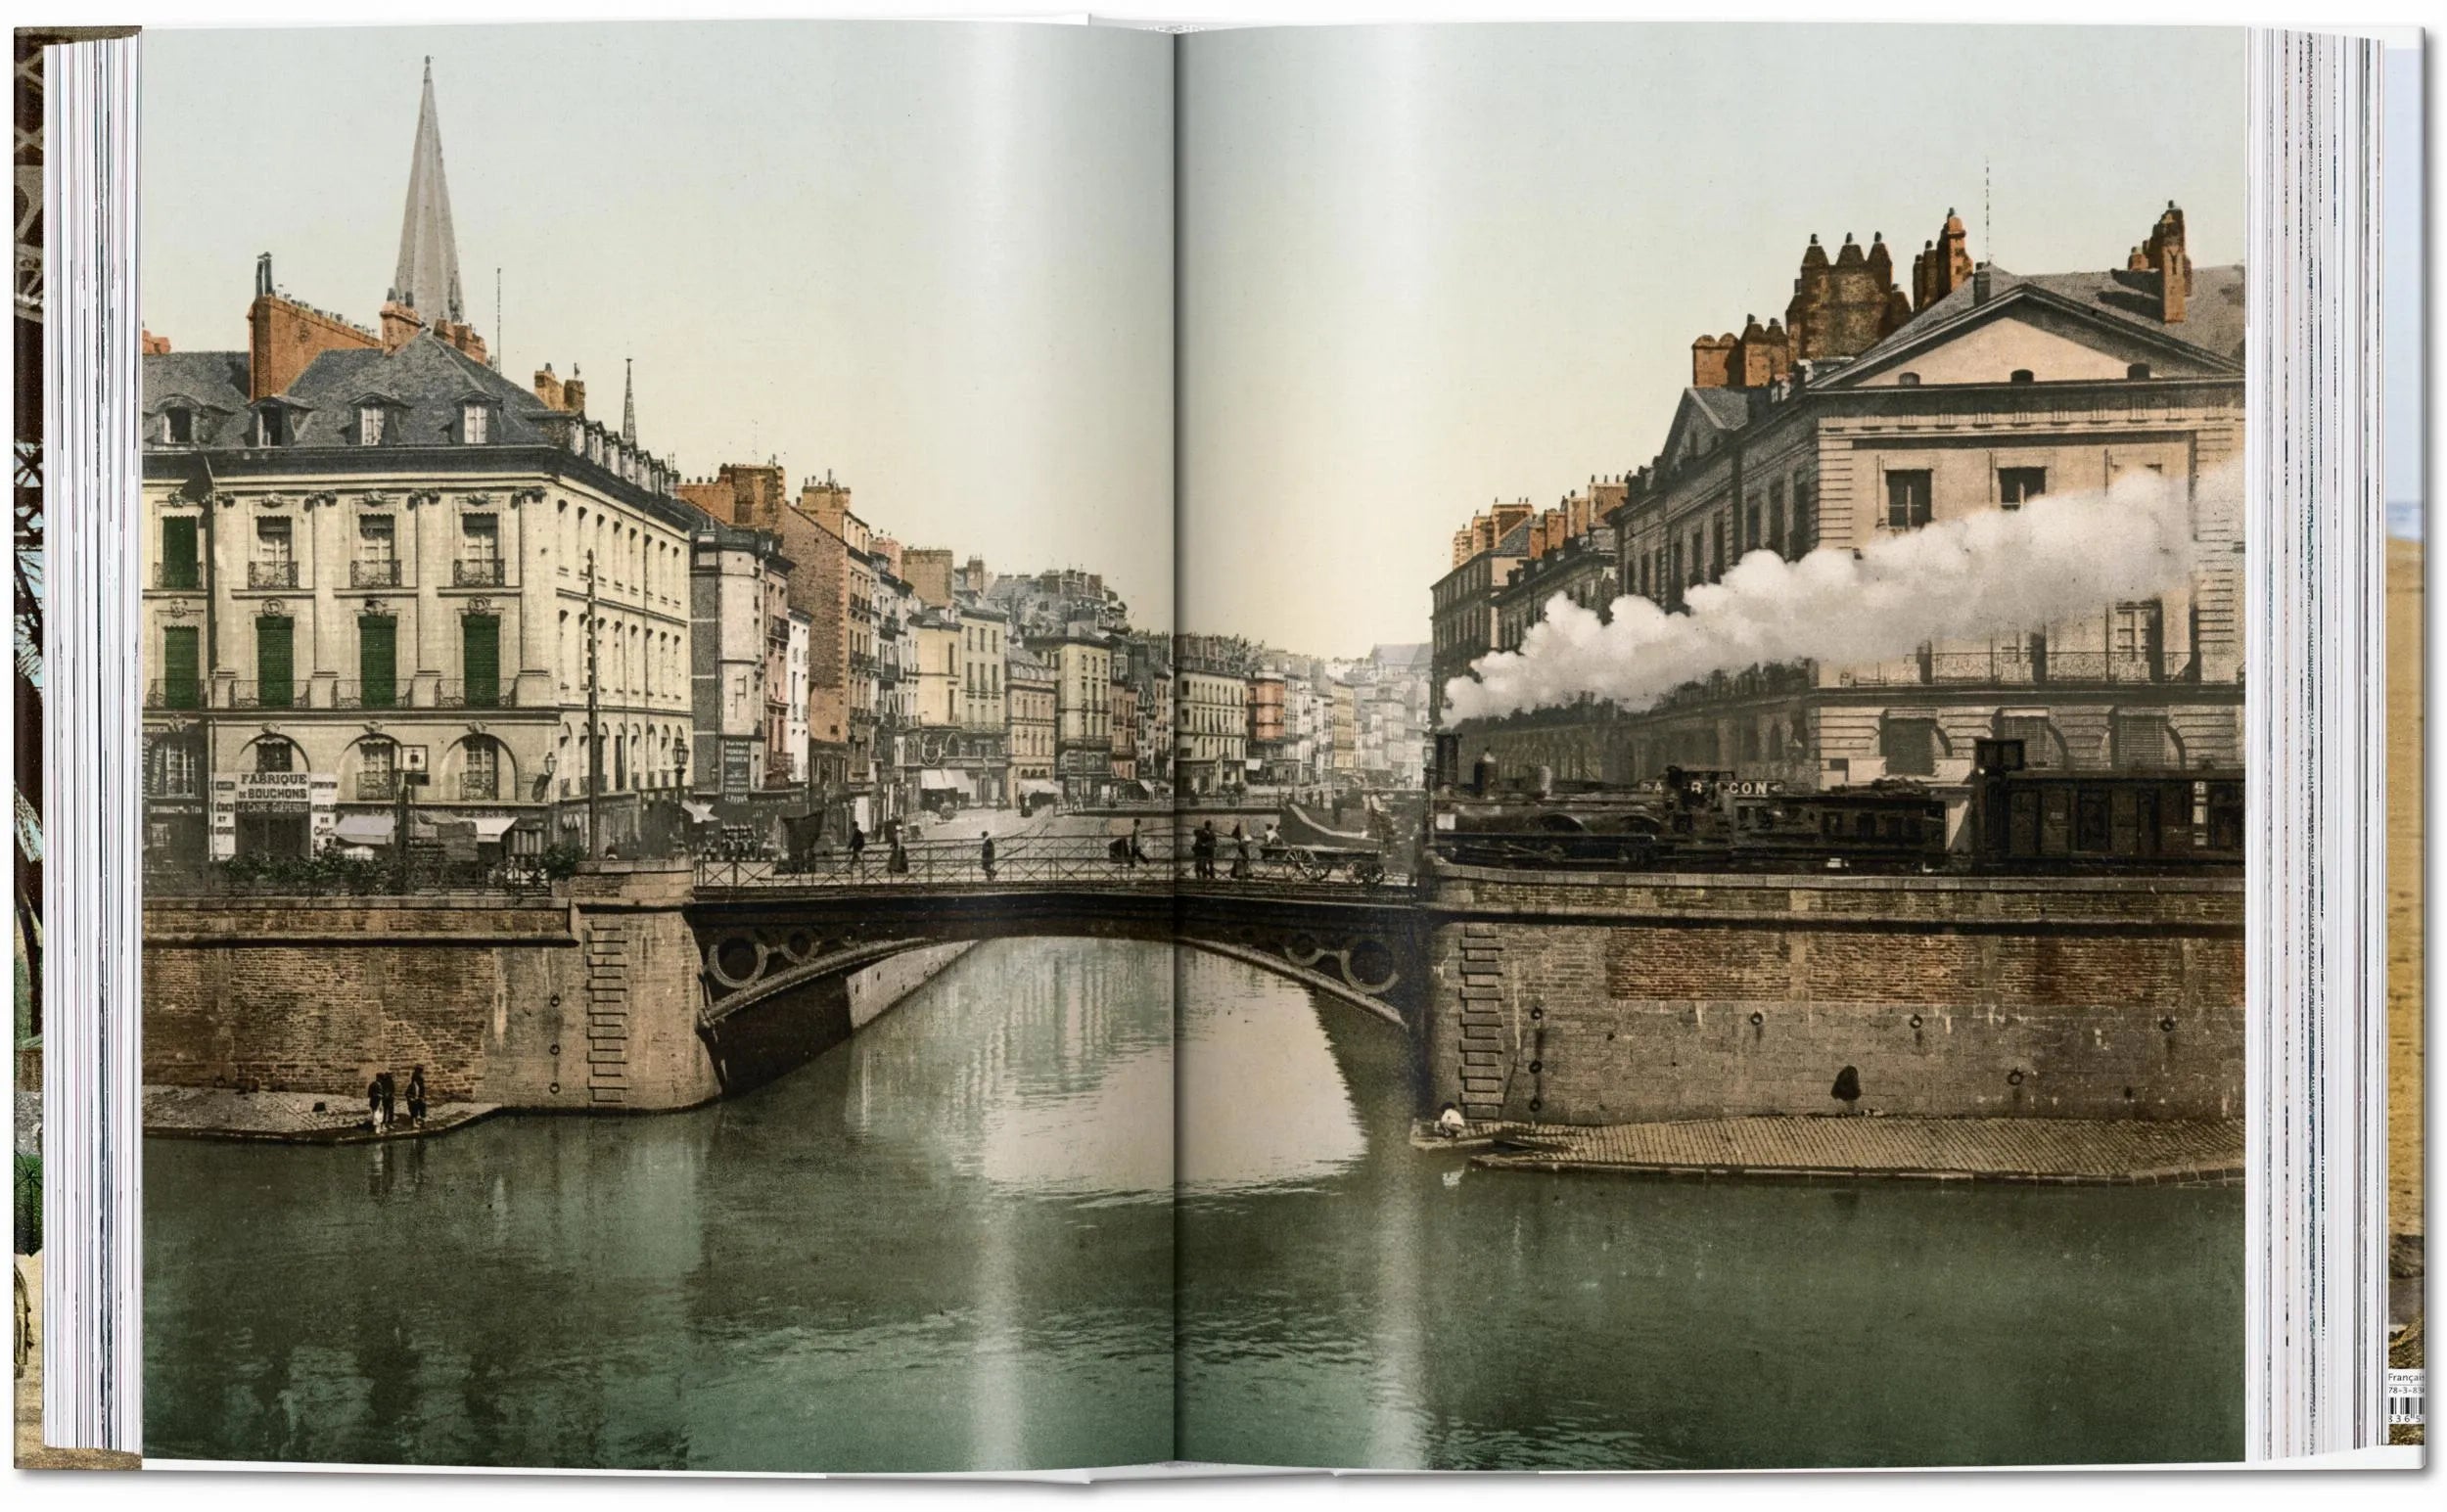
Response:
[493, 266, 501, 369]
[1983, 157, 1992, 259]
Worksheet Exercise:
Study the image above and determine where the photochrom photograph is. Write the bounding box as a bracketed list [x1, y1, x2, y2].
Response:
[71, 17, 2276, 1474]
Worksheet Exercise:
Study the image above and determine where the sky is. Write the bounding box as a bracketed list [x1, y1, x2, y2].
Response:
[144, 23, 2248, 660]
[1179, 23, 2247, 655]
[141, 21, 1177, 623]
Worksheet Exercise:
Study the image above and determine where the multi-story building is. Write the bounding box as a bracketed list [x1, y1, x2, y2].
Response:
[1431, 510, 1532, 725]
[871, 568, 921, 823]
[1456, 205, 2244, 802]
[139, 77, 698, 864]
[1329, 681, 1359, 783]
[1006, 645, 1059, 802]
[1246, 672, 1293, 784]
[783, 609, 810, 789]
[1032, 631, 1114, 805]
[958, 602, 1011, 807]
[676, 463, 857, 808]
[1494, 508, 1619, 655]
[1110, 676, 1140, 787]
[1174, 668, 1247, 796]
[690, 523, 792, 803]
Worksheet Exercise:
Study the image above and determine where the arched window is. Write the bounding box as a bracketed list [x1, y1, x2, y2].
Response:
[250, 736, 300, 774]
[350, 736, 400, 801]
[2127, 362, 2151, 381]
[2008, 368, 2035, 385]
[457, 735, 505, 802]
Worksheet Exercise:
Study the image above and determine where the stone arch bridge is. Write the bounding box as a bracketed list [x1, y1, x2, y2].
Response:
[687, 880, 1427, 1094]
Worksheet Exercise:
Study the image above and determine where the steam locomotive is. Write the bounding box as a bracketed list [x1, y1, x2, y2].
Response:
[1427, 735, 2243, 875]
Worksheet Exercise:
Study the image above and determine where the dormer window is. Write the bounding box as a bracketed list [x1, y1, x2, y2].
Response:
[2008, 369, 2036, 385]
[254, 406, 289, 447]
[1896, 372, 1920, 388]
[163, 407, 194, 444]
[359, 404, 387, 445]
[2127, 362, 2152, 380]
[462, 402, 490, 444]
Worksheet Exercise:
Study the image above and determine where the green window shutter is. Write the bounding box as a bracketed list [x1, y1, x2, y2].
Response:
[255, 617, 294, 709]
[162, 625, 200, 710]
[359, 616, 396, 709]
[161, 517, 200, 590]
[463, 615, 500, 707]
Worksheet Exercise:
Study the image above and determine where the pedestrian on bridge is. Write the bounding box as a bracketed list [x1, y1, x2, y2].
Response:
[1192, 820, 1218, 879]
[981, 832, 997, 881]
[1229, 822, 1252, 881]
[1129, 817, 1147, 866]
[847, 821, 867, 875]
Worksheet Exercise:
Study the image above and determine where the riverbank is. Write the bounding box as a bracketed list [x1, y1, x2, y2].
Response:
[1417, 1115, 2244, 1186]
[142, 1086, 499, 1144]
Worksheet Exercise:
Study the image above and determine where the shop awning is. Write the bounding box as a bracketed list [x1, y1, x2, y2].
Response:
[917, 770, 961, 792]
[334, 813, 395, 845]
[1019, 779, 1063, 799]
[681, 801, 717, 823]
[469, 815, 519, 842]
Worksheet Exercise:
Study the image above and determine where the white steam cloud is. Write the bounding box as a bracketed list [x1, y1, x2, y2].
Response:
[1443, 464, 2228, 722]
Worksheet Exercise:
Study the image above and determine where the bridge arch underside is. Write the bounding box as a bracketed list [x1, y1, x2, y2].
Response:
[688, 891, 1423, 1096]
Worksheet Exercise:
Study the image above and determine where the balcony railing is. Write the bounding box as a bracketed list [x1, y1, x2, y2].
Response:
[154, 563, 202, 590]
[351, 560, 402, 588]
[1837, 652, 2166, 688]
[458, 772, 498, 802]
[453, 558, 506, 587]
[145, 679, 206, 710]
[356, 771, 400, 801]
[329, 679, 401, 710]
[249, 561, 299, 589]
[433, 679, 514, 709]
[230, 679, 296, 710]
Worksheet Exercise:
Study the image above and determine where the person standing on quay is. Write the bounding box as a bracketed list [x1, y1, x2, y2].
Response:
[378, 1071, 397, 1130]
[406, 1067, 428, 1127]
[367, 1073, 385, 1131]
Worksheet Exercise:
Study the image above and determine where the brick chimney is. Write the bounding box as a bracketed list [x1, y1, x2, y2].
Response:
[249, 287, 381, 401]
[1914, 208, 1973, 311]
[564, 368, 587, 415]
[140, 330, 170, 355]
[378, 296, 424, 351]
[2141, 201, 2190, 324]
[533, 363, 568, 411]
[1690, 333, 1733, 389]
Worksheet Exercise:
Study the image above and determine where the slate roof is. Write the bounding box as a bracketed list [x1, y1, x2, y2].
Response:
[1841, 263, 2246, 377]
[278, 332, 571, 447]
[1684, 387, 1755, 431]
[141, 350, 252, 439]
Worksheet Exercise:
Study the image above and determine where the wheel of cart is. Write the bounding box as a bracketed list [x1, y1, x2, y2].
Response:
[1351, 853, 1387, 887]
[1293, 847, 1339, 881]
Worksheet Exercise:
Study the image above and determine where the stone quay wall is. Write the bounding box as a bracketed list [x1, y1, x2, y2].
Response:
[1425, 866, 2244, 1124]
[143, 865, 720, 1113]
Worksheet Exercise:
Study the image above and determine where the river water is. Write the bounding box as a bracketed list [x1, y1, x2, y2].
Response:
[144, 938, 2242, 1471]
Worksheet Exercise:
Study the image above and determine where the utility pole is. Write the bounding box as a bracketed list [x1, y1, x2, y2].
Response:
[585, 550, 602, 858]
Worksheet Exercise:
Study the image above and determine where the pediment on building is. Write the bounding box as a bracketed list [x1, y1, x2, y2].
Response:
[1824, 268, 2245, 389]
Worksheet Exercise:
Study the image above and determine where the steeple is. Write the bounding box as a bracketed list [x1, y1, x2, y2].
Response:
[392, 58, 464, 324]
[623, 356, 637, 444]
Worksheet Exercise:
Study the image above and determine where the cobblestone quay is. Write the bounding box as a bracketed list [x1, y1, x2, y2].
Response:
[1424, 864, 2244, 1125]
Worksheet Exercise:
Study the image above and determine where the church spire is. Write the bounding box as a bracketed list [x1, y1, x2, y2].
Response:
[392, 58, 464, 323]
[623, 356, 637, 444]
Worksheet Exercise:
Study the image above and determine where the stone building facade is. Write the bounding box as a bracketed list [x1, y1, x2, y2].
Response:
[1453, 205, 2244, 806]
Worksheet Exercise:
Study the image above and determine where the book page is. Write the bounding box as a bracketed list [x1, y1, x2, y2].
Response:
[1176, 21, 2253, 1470]
[128, 20, 1177, 1474]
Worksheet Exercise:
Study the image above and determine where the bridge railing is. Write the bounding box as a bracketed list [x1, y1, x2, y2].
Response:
[693, 834, 1410, 892]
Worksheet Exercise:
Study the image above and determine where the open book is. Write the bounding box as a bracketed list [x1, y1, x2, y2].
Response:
[13, 17, 2425, 1476]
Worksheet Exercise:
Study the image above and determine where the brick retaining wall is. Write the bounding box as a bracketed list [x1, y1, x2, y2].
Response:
[143, 866, 719, 1112]
[1426, 866, 2244, 1123]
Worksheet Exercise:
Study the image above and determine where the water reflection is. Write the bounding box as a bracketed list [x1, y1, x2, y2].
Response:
[145, 936, 2242, 1473]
